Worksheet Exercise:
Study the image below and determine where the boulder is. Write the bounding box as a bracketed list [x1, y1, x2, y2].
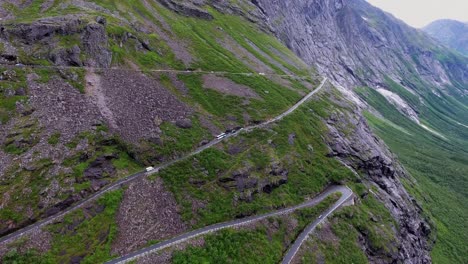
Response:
[81, 154, 118, 182]
[50, 45, 83, 66]
[82, 22, 112, 67]
[175, 118, 193, 129]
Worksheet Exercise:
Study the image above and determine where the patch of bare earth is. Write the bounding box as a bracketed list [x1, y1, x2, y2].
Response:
[99, 69, 192, 143]
[268, 46, 307, 70]
[40, 0, 55, 12]
[112, 177, 187, 256]
[165, 72, 190, 95]
[246, 39, 291, 74]
[0, 150, 12, 178]
[0, 228, 52, 259]
[141, 0, 193, 66]
[85, 70, 118, 129]
[218, 35, 304, 94]
[198, 115, 221, 135]
[202, 74, 261, 99]
[218, 35, 273, 74]
[314, 221, 339, 246]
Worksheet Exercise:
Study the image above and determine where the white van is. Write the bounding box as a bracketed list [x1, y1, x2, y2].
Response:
[146, 166, 155, 172]
[216, 133, 227, 139]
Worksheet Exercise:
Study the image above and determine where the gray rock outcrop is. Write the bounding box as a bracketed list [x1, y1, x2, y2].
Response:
[252, 0, 467, 90]
[0, 15, 112, 67]
[325, 99, 431, 263]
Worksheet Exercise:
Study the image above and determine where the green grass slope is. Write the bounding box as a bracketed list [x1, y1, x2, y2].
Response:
[357, 82, 468, 263]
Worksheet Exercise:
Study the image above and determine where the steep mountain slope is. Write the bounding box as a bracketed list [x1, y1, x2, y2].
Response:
[251, 0, 468, 263]
[424, 19, 468, 56]
[0, 0, 465, 263]
[0, 2, 400, 264]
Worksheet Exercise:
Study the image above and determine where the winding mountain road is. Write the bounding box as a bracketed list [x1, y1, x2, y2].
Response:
[106, 185, 353, 264]
[281, 186, 353, 264]
[0, 78, 328, 245]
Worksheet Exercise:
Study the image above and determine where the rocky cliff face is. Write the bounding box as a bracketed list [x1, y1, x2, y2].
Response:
[423, 19, 468, 56]
[325, 99, 432, 263]
[253, 0, 467, 90]
[0, 15, 111, 67]
[226, 0, 440, 262]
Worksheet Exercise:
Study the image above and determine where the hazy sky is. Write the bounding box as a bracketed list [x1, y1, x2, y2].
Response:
[366, 0, 468, 28]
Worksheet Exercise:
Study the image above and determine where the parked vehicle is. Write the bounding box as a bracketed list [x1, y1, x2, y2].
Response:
[146, 166, 155, 172]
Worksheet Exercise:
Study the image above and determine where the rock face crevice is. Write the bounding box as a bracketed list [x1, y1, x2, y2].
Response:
[325, 102, 431, 263]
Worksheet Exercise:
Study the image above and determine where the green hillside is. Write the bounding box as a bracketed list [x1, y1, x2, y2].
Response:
[357, 78, 468, 263]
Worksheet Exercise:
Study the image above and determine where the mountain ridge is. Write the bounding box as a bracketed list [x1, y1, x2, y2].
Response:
[423, 19, 468, 56]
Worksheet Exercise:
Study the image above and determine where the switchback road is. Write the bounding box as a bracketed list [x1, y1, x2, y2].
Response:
[106, 185, 353, 264]
[0, 78, 327, 246]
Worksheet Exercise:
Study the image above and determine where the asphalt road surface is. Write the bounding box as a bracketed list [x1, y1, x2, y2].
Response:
[281, 186, 353, 264]
[106, 185, 353, 264]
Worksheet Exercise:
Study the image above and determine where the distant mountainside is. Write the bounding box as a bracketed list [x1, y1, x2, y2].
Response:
[423, 19, 468, 56]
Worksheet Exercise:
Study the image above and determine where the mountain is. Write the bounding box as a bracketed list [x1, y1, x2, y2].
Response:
[0, 1, 466, 264]
[423, 19, 468, 56]
[254, 1, 467, 263]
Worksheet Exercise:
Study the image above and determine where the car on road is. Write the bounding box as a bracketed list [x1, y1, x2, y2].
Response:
[258, 72, 266, 76]
[146, 166, 155, 172]
[216, 133, 227, 139]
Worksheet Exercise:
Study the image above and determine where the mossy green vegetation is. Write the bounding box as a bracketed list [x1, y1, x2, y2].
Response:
[2, 117, 40, 155]
[139, 116, 211, 162]
[47, 132, 61, 146]
[0, 67, 28, 124]
[153, 93, 355, 228]
[2, 190, 124, 264]
[64, 128, 142, 180]
[0, 127, 140, 235]
[2, 0, 81, 23]
[356, 85, 468, 264]
[177, 73, 301, 123]
[47, 189, 123, 263]
[299, 185, 398, 264]
[172, 196, 338, 264]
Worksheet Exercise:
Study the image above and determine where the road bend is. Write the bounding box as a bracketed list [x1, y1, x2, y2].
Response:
[281, 186, 353, 264]
[106, 185, 353, 264]
[0, 78, 328, 245]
